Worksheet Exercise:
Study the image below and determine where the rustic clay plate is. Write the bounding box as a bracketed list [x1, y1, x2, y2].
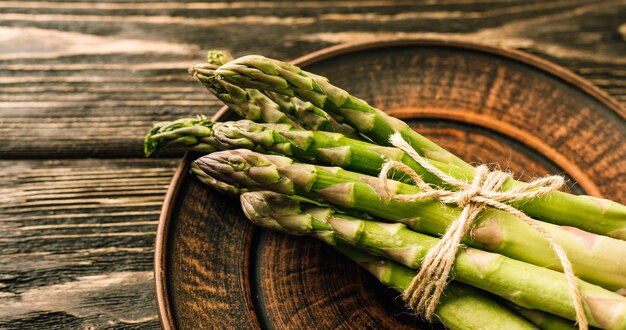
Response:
[155, 39, 626, 329]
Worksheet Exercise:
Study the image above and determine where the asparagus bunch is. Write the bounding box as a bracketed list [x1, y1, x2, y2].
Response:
[180, 169, 536, 330]
[145, 117, 442, 185]
[142, 51, 626, 329]
[242, 193, 538, 330]
[193, 53, 626, 240]
[241, 191, 626, 329]
[193, 149, 626, 292]
[185, 169, 544, 330]
[190, 51, 357, 137]
[191, 173, 575, 330]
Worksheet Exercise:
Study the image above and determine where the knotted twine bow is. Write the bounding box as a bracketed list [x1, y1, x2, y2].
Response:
[378, 133, 587, 330]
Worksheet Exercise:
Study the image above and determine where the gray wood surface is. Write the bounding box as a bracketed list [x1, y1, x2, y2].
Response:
[1, 0, 625, 328]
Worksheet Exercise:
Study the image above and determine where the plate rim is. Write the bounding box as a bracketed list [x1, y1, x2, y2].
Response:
[154, 38, 626, 330]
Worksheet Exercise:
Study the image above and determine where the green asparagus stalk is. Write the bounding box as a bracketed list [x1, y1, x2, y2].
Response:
[144, 116, 217, 156]
[197, 53, 626, 241]
[145, 117, 275, 157]
[188, 172, 567, 330]
[207, 55, 460, 165]
[194, 149, 626, 292]
[190, 163, 247, 195]
[193, 51, 294, 125]
[185, 168, 536, 329]
[144, 117, 442, 184]
[191, 51, 357, 137]
[503, 302, 578, 330]
[206, 50, 357, 137]
[241, 191, 626, 328]
[263, 90, 358, 137]
[145, 117, 626, 249]
[148, 120, 626, 250]
[334, 246, 538, 330]
[240, 192, 537, 330]
[191, 164, 575, 330]
[194, 68, 293, 125]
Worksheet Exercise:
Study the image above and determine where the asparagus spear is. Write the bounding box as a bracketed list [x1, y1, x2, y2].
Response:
[333, 246, 538, 330]
[144, 116, 217, 156]
[184, 169, 536, 329]
[264, 91, 358, 137]
[240, 192, 537, 330]
[197, 51, 280, 122]
[197, 53, 626, 241]
[194, 149, 626, 292]
[241, 191, 626, 328]
[195, 68, 294, 125]
[188, 172, 568, 330]
[144, 117, 442, 184]
[206, 51, 357, 136]
[145, 116, 626, 243]
[190, 162, 247, 195]
[205, 55, 461, 166]
[191, 52, 357, 137]
[504, 302, 578, 330]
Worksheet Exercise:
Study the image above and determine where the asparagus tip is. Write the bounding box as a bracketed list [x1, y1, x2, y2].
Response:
[187, 65, 199, 77]
[188, 50, 232, 78]
[207, 50, 234, 66]
[144, 123, 166, 157]
[143, 115, 213, 157]
[188, 64, 216, 78]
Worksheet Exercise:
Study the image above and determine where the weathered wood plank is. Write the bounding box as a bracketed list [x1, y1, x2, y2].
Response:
[0, 0, 625, 157]
[0, 158, 177, 329]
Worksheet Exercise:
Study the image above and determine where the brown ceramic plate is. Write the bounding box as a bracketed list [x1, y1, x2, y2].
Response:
[155, 39, 626, 329]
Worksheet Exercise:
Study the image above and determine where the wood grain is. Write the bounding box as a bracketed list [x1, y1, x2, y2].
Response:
[165, 172, 259, 329]
[0, 158, 176, 329]
[159, 42, 625, 329]
[1, 0, 626, 157]
[1, 1, 626, 329]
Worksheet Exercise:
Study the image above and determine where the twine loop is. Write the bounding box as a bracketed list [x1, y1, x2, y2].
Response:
[378, 133, 587, 330]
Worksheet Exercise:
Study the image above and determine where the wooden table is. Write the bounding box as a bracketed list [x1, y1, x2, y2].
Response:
[2, 1, 625, 328]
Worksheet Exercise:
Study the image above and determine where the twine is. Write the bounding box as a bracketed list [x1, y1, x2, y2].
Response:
[378, 133, 587, 330]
